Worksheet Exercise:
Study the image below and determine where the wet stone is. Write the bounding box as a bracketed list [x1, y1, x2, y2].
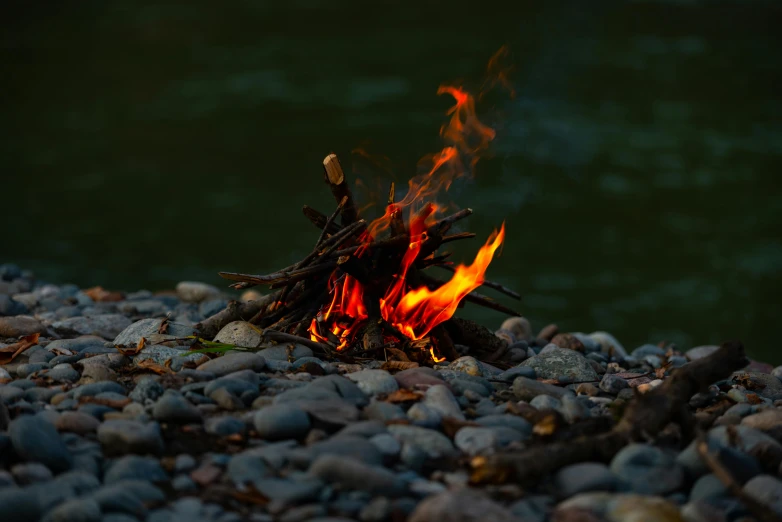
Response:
[97, 420, 164, 455]
[9, 414, 73, 473]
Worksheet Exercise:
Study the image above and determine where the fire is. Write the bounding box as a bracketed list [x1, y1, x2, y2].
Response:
[308, 67, 508, 359]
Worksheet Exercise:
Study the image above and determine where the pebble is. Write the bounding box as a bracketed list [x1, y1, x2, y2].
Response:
[104, 455, 168, 483]
[0, 315, 46, 337]
[686, 345, 719, 360]
[210, 387, 244, 410]
[743, 474, 782, 515]
[206, 415, 246, 436]
[196, 352, 266, 376]
[97, 419, 164, 455]
[41, 498, 102, 522]
[501, 316, 533, 341]
[610, 444, 684, 495]
[213, 321, 264, 348]
[309, 455, 407, 496]
[599, 374, 630, 394]
[258, 344, 313, 361]
[128, 377, 164, 403]
[553, 462, 618, 498]
[409, 488, 523, 522]
[520, 348, 598, 381]
[253, 404, 311, 440]
[9, 414, 73, 472]
[346, 369, 399, 396]
[53, 314, 132, 340]
[387, 425, 457, 459]
[587, 331, 628, 357]
[176, 281, 221, 303]
[422, 384, 464, 420]
[46, 363, 81, 382]
[512, 376, 574, 401]
[152, 390, 203, 423]
[11, 462, 54, 485]
[55, 411, 101, 434]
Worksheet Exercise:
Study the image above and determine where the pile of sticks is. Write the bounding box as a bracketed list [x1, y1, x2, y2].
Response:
[206, 154, 520, 363]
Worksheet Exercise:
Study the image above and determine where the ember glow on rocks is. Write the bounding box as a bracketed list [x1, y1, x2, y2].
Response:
[309, 85, 504, 356]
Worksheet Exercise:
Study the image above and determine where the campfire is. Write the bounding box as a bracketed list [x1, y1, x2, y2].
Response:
[217, 82, 520, 366]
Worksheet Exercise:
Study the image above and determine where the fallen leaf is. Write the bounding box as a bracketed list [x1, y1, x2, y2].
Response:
[164, 358, 173, 369]
[158, 314, 170, 335]
[384, 347, 411, 362]
[0, 333, 40, 364]
[384, 389, 423, 403]
[84, 286, 124, 302]
[115, 337, 147, 356]
[381, 360, 419, 371]
[746, 392, 762, 405]
[533, 413, 559, 436]
[79, 395, 131, 409]
[135, 358, 174, 375]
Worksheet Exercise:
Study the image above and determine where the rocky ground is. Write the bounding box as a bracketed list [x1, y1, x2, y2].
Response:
[1, 262, 782, 522]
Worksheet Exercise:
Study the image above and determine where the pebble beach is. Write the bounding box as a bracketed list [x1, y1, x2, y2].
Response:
[1, 262, 781, 522]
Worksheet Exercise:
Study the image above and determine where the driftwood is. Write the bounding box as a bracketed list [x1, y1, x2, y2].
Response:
[195, 295, 277, 340]
[470, 340, 749, 485]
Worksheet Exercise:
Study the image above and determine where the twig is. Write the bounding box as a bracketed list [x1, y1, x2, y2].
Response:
[262, 330, 335, 356]
[428, 208, 473, 235]
[303, 205, 343, 235]
[418, 273, 521, 316]
[696, 433, 782, 522]
[316, 196, 348, 248]
[195, 295, 277, 339]
[441, 231, 477, 243]
[323, 154, 359, 225]
[219, 263, 336, 287]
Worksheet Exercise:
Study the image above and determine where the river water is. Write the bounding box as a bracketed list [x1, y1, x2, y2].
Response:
[3, 1, 780, 362]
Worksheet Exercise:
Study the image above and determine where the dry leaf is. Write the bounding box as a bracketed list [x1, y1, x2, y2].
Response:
[746, 392, 762, 405]
[84, 286, 124, 302]
[381, 360, 419, 371]
[158, 314, 170, 335]
[384, 389, 424, 403]
[384, 347, 411, 362]
[135, 358, 174, 375]
[0, 333, 40, 364]
[533, 413, 559, 436]
[115, 337, 146, 356]
[164, 358, 173, 369]
[79, 395, 131, 409]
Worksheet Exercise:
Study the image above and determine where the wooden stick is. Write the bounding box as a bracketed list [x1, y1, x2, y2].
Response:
[311, 220, 367, 265]
[303, 205, 342, 235]
[471, 341, 749, 485]
[428, 208, 473, 235]
[337, 255, 371, 285]
[262, 330, 334, 356]
[316, 196, 348, 248]
[431, 324, 459, 361]
[441, 231, 476, 243]
[323, 154, 359, 225]
[219, 262, 336, 287]
[195, 294, 277, 339]
[433, 264, 521, 300]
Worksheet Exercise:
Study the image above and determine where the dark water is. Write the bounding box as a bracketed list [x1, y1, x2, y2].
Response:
[2, 1, 781, 362]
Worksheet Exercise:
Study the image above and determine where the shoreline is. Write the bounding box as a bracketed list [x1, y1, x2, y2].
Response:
[2, 262, 782, 521]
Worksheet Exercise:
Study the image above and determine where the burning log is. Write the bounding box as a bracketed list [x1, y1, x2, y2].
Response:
[215, 153, 519, 366]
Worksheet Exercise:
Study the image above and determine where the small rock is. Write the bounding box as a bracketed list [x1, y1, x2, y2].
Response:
[520, 348, 598, 381]
[98, 420, 164, 455]
[587, 331, 627, 358]
[449, 356, 487, 377]
[422, 384, 464, 420]
[11, 462, 54, 485]
[213, 321, 264, 348]
[610, 443, 684, 495]
[512, 376, 574, 401]
[196, 352, 266, 376]
[112, 317, 195, 347]
[686, 345, 719, 361]
[55, 411, 101, 434]
[53, 314, 132, 340]
[128, 377, 165, 403]
[176, 281, 221, 303]
[743, 474, 782, 516]
[346, 369, 399, 396]
[104, 455, 168, 483]
[606, 494, 685, 522]
[551, 333, 585, 352]
[46, 363, 81, 383]
[205, 416, 246, 436]
[41, 498, 101, 522]
[394, 367, 447, 389]
[309, 455, 406, 495]
[253, 404, 311, 440]
[553, 462, 618, 498]
[210, 388, 244, 410]
[501, 317, 533, 341]
[731, 371, 782, 400]
[407, 403, 442, 428]
[409, 488, 523, 522]
[387, 425, 457, 459]
[599, 374, 629, 395]
[9, 415, 73, 472]
[152, 391, 202, 423]
[0, 315, 46, 337]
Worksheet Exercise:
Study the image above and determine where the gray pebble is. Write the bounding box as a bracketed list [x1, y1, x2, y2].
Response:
[553, 462, 618, 498]
[41, 498, 101, 522]
[345, 369, 399, 396]
[610, 443, 684, 495]
[205, 416, 246, 436]
[97, 420, 164, 455]
[196, 352, 266, 376]
[128, 377, 164, 403]
[152, 391, 202, 423]
[11, 462, 54, 485]
[253, 404, 311, 440]
[309, 455, 407, 496]
[599, 374, 629, 395]
[9, 415, 73, 472]
[104, 455, 168, 484]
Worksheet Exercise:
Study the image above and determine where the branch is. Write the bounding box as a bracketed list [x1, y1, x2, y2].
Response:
[303, 205, 342, 235]
[323, 154, 359, 225]
[195, 294, 277, 340]
[433, 264, 521, 300]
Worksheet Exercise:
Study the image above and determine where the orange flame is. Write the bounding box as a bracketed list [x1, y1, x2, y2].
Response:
[308, 53, 510, 357]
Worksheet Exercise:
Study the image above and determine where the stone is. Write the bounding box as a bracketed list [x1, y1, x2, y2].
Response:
[551, 333, 585, 352]
[112, 317, 196, 347]
[258, 344, 313, 361]
[309, 455, 407, 495]
[449, 356, 486, 377]
[407, 403, 442, 428]
[152, 391, 202, 423]
[128, 377, 165, 403]
[365, 400, 406, 422]
[11, 462, 54, 485]
[53, 315, 132, 340]
[370, 433, 402, 458]
[0, 385, 25, 404]
[254, 404, 311, 440]
[509, 495, 552, 521]
[599, 374, 630, 395]
[743, 474, 782, 515]
[474, 414, 532, 436]
[205, 416, 246, 436]
[553, 462, 618, 498]
[512, 376, 574, 401]
[9, 415, 73, 472]
[253, 477, 323, 506]
[176, 281, 221, 303]
[72, 381, 126, 399]
[731, 371, 782, 400]
[690, 473, 729, 501]
[55, 411, 101, 434]
[454, 426, 524, 456]
[387, 425, 457, 459]
[520, 348, 598, 381]
[46, 363, 80, 382]
[196, 352, 266, 376]
[606, 494, 685, 522]
[308, 375, 368, 406]
[394, 367, 447, 390]
[97, 420, 164, 455]
[686, 345, 719, 361]
[213, 321, 263, 347]
[0, 294, 28, 316]
[104, 455, 168, 483]
[610, 444, 685, 495]
[0, 316, 46, 337]
[409, 488, 523, 522]
[345, 369, 398, 396]
[41, 498, 101, 522]
[210, 388, 244, 410]
[91, 481, 159, 517]
[587, 331, 627, 357]
[422, 384, 464, 420]
[501, 317, 533, 341]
